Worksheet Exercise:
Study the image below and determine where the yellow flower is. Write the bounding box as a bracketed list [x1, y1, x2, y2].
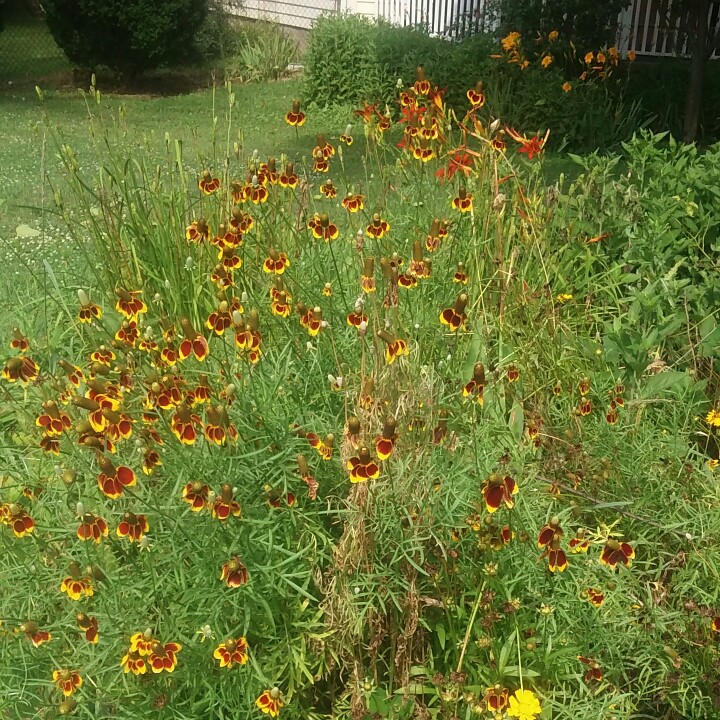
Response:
[502, 31, 521, 51]
[556, 293, 573, 303]
[597, 51, 606, 64]
[627, 50, 636, 62]
[562, 81, 572, 92]
[584, 51, 594, 64]
[507, 689, 542, 720]
[708, 459, 718, 471]
[541, 54, 553, 68]
[548, 30, 559, 41]
[520, 60, 530, 70]
[705, 409, 720, 427]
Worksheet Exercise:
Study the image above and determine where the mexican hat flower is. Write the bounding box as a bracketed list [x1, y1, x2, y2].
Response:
[213, 636, 249, 668]
[256, 688, 284, 717]
[52, 669, 82, 697]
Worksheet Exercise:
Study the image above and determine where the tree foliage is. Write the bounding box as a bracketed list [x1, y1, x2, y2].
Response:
[43, 0, 208, 76]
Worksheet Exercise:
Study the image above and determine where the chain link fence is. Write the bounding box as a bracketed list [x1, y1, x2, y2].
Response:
[226, 0, 342, 32]
[0, 2, 70, 85]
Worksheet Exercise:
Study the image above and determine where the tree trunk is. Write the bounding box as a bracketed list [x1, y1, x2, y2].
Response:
[682, 0, 710, 142]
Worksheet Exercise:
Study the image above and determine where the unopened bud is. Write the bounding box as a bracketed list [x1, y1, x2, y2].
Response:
[493, 193, 506, 212]
[77, 289, 89, 306]
[490, 117, 501, 133]
[185, 256, 194, 270]
[76, 502, 85, 517]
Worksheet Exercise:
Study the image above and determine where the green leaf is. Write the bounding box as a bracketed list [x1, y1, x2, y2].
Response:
[640, 370, 692, 398]
[436, 622, 446, 650]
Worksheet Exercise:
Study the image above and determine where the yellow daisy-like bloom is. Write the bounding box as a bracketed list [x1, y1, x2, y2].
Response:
[562, 81, 572, 93]
[706, 409, 720, 427]
[556, 293, 573, 303]
[507, 689, 542, 720]
[541, 54, 553, 68]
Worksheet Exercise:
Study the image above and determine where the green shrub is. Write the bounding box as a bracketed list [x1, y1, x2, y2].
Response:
[43, 0, 209, 76]
[555, 131, 720, 373]
[302, 13, 390, 107]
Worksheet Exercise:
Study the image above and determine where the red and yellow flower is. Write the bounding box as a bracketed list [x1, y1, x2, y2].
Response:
[600, 539, 634, 569]
[77, 292, 102, 324]
[263, 248, 290, 274]
[285, 100, 306, 126]
[467, 81, 486, 108]
[212, 484, 241, 521]
[130, 631, 155, 656]
[360, 257, 376, 293]
[182, 480, 209, 511]
[375, 418, 397, 461]
[121, 650, 147, 675]
[96, 456, 136, 499]
[52, 669, 82, 696]
[347, 447, 381, 483]
[440, 294, 468, 332]
[578, 656, 603, 682]
[308, 213, 339, 242]
[256, 688, 284, 717]
[114, 288, 147, 321]
[76, 613, 99, 643]
[484, 685, 509, 713]
[199, 170, 220, 194]
[320, 179, 337, 199]
[279, 162, 298, 189]
[116, 511, 149, 543]
[186, 218, 210, 243]
[452, 187, 473, 213]
[213, 636, 249, 668]
[148, 640, 181, 673]
[3, 503, 35, 538]
[178, 318, 209, 362]
[2, 355, 39, 383]
[569, 528, 589, 553]
[341, 193, 365, 213]
[20, 621, 52, 647]
[366, 213, 390, 239]
[413, 66, 431, 96]
[76, 513, 109, 544]
[378, 330, 409, 365]
[221, 556, 249, 588]
[9, 327, 29, 352]
[541, 534, 569, 572]
[481, 473, 518, 513]
[463, 362, 486, 405]
[585, 587, 605, 607]
[60, 563, 94, 601]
